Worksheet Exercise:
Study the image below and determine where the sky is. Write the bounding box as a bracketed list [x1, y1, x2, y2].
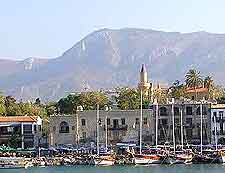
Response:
[1, 0, 225, 60]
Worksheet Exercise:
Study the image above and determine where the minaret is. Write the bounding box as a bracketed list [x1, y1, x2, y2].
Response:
[138, 64, 150, 95]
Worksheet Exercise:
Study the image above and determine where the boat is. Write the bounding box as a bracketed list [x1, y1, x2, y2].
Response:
[193, 150, 221, 164]
[220, 150, 225, 163]
[89, 154, 115, 166]
[168, 150, 193, 164]
[133, 153, 162, 164]
[0, 157, 30, 169]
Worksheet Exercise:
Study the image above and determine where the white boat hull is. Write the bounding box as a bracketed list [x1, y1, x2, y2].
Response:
[134, 158, 161, 164]
[91, 159, 114, 166]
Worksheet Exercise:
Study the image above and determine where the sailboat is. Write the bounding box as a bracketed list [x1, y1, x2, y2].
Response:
[133, 97, 163, 165]
[89, 104, 115, 166]
[168, 100, 193, 164]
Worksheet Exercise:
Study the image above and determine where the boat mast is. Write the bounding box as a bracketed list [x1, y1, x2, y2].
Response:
[180, 104, 184, 150]
[214, 114, 218, 150]
[105, 115, 108, 150]
[96, 104, 100, 155]
[171, 98, 176, 155]
[155, 100, 158, 148]
[200, 102, 203, 155]
[139, 89, 143, 155]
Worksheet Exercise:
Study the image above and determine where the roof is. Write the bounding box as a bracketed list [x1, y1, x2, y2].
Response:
[211, 104, 225, 109]
[186, 87, 208, 93]
[140, 64, 146, 73]
[0, 116, 39, 123]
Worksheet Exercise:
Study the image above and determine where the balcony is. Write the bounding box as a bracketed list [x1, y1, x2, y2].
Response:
[105, 124, 128, 131]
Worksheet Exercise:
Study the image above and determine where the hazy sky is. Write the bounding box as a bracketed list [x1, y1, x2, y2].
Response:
[1, 0, 225, 60]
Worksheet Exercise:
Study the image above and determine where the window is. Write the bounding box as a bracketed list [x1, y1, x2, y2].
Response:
[121, 118, 126, 125]
[197, 106, 207, 115]
[143, 117, 148, 125]
[186, 129, 192, 139]
[174, 107, 180, 116]
[107, 118, 110, 125]
[34, 125, 37, 133]
[82, 132, 86, 140]
[135, 118, 140, 125]
[212, 112, 217, 123]
[159, 107, 168, 116]
[186, 106, 193, 115]
[24, 124, 32, 134]
[186, 118, 192, 126]
[81, 119, 86, 126]
[219, 111, 224, 120]
[72, 126, 75, 130]
[59, 121, 69, 133]
[175, 118, 179, 124]
[113, 119, 119, 128]
[98, 118, 102, 126]
[38, 125, 42, 132]
[161, 119, 168, 126]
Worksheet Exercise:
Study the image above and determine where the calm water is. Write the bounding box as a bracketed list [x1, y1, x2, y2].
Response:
[1, 165, 225, 173]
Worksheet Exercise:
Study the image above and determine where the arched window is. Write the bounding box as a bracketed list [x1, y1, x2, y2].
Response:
[159, 107, 168, 116]
[59, 121, 69, 133]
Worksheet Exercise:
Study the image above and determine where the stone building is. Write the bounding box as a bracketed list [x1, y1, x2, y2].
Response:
[150, 102, 212, 145]
[49, 109, 154, 147]
[49, 101, 212, 147]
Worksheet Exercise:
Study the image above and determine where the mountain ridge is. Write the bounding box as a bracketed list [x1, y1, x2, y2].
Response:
[0, 28, 225, 101]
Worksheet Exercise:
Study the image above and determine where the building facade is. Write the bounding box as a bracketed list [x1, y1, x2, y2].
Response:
[151, 102, 211, 145]
[49, 102, 212, 147]
[0, 116, 42, 148]
[49, 109, 154, 147]
[211, 104, 225, 145]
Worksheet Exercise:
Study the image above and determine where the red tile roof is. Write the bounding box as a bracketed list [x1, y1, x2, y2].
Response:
[0, 116, 38, 123]
[186, 87, 208, 93]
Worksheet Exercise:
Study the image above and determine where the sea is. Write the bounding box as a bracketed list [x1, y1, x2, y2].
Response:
[1, 165, 225, 173]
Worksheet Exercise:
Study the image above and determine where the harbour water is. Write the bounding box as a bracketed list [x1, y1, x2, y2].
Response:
[1, 165, 225, 173]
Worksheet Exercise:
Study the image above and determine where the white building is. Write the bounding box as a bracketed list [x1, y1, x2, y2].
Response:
[211, 104, 225, 145]
[0, 116, 43, 148]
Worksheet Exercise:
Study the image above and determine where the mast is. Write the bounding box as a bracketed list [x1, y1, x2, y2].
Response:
[139, 89, 143, 155]
[180, 104, 184, 150]
[155, 101, 158, 148]
[200, 102, 203, 155]
[96, 104, 100, 155]
[214, 115, 218, 150]
[105, 115, 108, 150]
[171, 99, 176, 155]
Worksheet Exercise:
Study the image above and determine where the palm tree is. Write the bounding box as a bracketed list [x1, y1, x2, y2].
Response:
[204, 76, 214, 99]
[204, 76, 214, 89]
[185, 69, 203, 100]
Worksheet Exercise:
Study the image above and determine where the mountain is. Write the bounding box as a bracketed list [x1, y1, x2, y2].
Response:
[1, 28, 225, 101]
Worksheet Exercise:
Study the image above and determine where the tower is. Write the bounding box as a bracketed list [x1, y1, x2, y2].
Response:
[138, 64, 150, 95]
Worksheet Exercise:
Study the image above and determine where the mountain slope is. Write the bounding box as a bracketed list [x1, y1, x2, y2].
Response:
[0, 28, 225, 101]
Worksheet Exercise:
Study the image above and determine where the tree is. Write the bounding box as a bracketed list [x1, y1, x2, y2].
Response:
[152, 87, 168, 104]
[204, 76, 214, 89]
[116, 87, 149, 110]
[79, 91, 109, 110]
[185, 69, 203, 100]
[0, 93, 6, 116]
[169, 80, 187, 100]
[57, 94, 81, 114]
[45, 102, 57, 116]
